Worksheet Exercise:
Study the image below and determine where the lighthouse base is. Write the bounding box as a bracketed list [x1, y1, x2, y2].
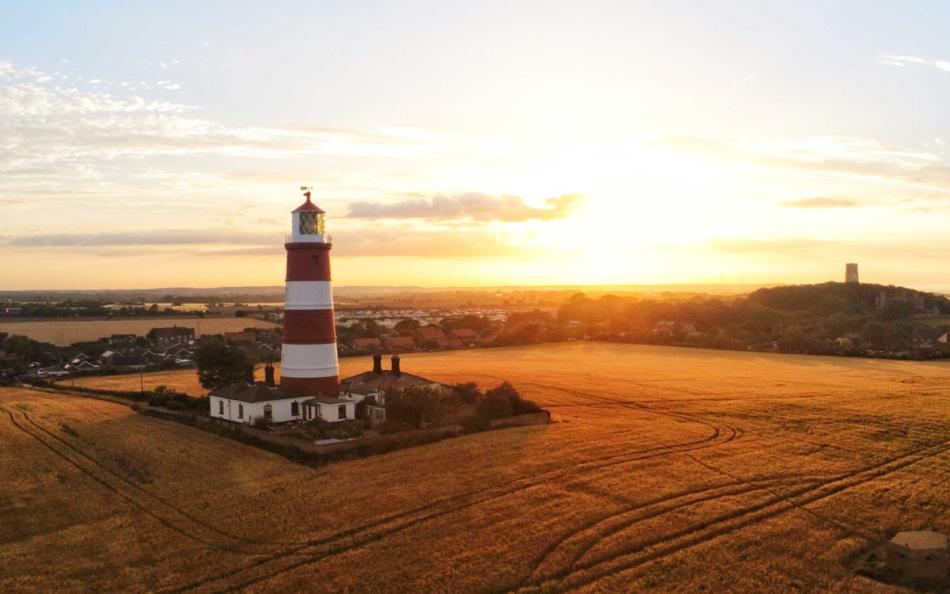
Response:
[280, 375, 341, 398]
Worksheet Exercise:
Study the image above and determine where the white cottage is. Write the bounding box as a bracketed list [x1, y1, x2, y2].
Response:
[209, 366, 355, 425]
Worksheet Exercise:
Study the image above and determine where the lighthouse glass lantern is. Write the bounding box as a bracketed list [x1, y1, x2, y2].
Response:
[298, 210, 325, 236]
[290, 190, 328, 243]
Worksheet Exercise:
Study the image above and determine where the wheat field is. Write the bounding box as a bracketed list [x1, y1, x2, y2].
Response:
[3, 342, 950, 593]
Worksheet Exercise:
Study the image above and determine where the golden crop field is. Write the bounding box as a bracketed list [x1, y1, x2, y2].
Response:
[0, 317, 278, 346]
[3, 342, 950, 593]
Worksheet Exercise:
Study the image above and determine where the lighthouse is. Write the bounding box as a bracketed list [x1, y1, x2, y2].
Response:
[279, 189, 341, 397]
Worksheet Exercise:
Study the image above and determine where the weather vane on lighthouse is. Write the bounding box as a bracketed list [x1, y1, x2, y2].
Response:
[300, 185, 313, 201]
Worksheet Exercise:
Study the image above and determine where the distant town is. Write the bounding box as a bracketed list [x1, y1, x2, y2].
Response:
[3, 263, 950, 386]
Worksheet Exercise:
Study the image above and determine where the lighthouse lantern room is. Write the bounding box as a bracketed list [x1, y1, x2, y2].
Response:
[279, 188, 341, 397]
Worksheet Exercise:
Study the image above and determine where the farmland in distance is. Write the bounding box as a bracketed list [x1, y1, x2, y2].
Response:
[0, 317, 278, 347]
[2, 342, 949, 592]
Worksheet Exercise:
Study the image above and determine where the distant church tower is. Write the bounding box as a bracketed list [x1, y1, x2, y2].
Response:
[279, 189, 340, 397]
[845, 263, 860, 284]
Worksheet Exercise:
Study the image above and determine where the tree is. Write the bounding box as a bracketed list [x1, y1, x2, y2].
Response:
[195, 337, 251, 389]
[385, 386, 445, 428]
[394, 318, 421, 335]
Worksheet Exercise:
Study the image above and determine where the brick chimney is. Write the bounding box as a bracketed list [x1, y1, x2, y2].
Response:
[391, 354, 401, 377]
[264, 361, 276, 387]
[246, 365, 256, 385]
[372, 353, 382, 374]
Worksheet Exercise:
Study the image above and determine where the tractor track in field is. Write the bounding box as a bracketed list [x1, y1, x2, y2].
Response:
[9, 385, 741, 586]
[164, 424, 740, 594]
[7, 406, 301, 551]
[14, 383, 748, 594]
[514, 473, 830, 591]
[0, 405, 243, 551]
[161, 403, 743, 593]
[518, 437, 950, 593]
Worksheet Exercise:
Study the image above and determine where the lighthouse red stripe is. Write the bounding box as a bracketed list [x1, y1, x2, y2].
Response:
[286, 243, 332, 281]
[282, 309, 337, 344]
[281, 376, 341, 397]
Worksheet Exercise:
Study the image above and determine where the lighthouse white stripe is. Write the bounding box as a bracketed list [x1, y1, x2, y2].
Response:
[284, 281, 334, 310]
[279, 343, 339, 378]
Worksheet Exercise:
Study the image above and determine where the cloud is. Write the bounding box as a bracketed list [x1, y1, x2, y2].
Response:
[879, 54, 950, 74]
[3, 226, 525, 258]
[658, 135, 950, 195]
[0, 57, 513, 179]
[347, 193, 584, 222]
[879, 55, 928, 67]
[780, 197, 860, 208]
[709, 237, 950, 261]
[6, 229, 277, 247]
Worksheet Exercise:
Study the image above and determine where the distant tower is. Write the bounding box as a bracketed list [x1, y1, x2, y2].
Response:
[279, 189, 340, 397]
[845, 263, 860, 284]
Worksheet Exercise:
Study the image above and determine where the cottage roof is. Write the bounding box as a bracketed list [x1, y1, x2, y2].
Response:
[890, 531, 949, 551]
[303, 396, 350, 406]
[211, 382, 308, 403]
[342, 370, 440, 392]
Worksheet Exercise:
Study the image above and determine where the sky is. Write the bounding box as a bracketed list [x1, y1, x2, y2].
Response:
[3, 0, 950, 290]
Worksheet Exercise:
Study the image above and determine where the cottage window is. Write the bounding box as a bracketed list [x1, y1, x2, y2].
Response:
[263, 404, 273, 420]
[338, 405, 346, 420]
[238, 404, 244, 419]
[218, 400, 224, 415]
[291, 401, 300, 416]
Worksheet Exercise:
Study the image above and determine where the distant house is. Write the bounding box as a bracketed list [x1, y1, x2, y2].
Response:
[416, 326, 447, 346]
[353, 337, 383, 351]
[448, 328, 479, 344]
[147, 326, 195, 347]
[653, 321, 697, 338]
[434, 337, 464, 349]
[383, 335, 416, 351]
[108, 333, 138, 345]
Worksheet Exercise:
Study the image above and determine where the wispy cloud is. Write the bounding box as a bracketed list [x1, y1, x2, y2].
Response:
[4, 227, 525, 258]
[780, 197, 860, 208]
[879, 54, 950, 73]
[5, 229, 277, 247]
[347, 193, 585, 222]
[658, 135, 950, 196]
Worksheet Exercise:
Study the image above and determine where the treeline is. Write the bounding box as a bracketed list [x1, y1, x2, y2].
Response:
[553, 283, 950, 357]
[378, 381, 541, 435]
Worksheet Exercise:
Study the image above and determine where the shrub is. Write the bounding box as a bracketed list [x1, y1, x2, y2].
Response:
[475, 391, 513, 420]
[475, 381, 540, 419]
[451, 382, 482, 404]
[377, 420, 416, 435]
[461, 414, 490, 433]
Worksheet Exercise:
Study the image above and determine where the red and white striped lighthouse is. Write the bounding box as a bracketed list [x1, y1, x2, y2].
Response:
[279, 189, 340, 397]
